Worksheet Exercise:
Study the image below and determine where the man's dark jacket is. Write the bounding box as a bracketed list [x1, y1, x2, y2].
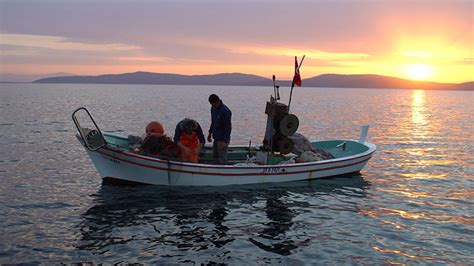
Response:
[209, 101, 232, 143]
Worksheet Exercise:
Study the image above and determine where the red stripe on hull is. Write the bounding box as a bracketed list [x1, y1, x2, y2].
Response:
[94, 149, 372, 177]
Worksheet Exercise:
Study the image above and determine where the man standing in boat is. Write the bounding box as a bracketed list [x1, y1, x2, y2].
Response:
[207, 94, 232, 164]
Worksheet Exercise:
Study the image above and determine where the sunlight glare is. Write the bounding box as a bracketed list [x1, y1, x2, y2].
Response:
[404, 64, 433, 80]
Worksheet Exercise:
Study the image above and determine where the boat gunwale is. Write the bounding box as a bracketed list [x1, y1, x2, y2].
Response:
[97, 139, 376, 170]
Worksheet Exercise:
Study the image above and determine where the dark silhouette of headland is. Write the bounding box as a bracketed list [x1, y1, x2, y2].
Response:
[32, 71, 473, 91]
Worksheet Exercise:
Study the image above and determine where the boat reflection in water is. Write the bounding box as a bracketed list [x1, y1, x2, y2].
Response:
[248, 190, 298, 255]
[76, 175, 370, 261]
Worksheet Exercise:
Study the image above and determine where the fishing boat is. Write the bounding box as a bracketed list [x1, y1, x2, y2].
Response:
[72, 57, 376, 186]
[72, 108, 376, 187]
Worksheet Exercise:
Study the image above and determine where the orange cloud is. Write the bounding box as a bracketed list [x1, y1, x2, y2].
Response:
[0, 33, 140, 52]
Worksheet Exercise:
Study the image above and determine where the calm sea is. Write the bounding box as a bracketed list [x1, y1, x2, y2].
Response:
[0, 84, 473, 264]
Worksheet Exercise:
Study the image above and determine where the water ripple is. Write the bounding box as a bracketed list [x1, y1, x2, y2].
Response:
[0, 84, 473, 264]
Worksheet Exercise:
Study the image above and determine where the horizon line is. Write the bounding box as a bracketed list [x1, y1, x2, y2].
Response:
[19, 71, 474, 85]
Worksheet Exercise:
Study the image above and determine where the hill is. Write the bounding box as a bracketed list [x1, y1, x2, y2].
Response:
[33, 71, 270, 86]
[33, 71, 473, 90]
[1, 72, 76, 83]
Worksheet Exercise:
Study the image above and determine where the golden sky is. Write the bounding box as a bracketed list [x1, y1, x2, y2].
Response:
[1, 0, 473, 83]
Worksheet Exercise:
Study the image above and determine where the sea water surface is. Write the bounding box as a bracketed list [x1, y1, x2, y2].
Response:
[0, 84, 473, 264]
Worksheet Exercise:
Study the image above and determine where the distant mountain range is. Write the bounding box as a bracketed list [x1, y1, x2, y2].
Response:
[32, 71, 473, 90]
[0, 72, 75, 83]
[34, 72, 270, 86]
[304, 74, 473, 91]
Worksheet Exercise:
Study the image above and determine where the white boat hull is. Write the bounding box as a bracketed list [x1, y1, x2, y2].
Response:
[84, 141, 376, 186]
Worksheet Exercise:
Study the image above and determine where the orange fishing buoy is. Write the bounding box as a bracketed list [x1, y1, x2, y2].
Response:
[145, 121, 165, 135]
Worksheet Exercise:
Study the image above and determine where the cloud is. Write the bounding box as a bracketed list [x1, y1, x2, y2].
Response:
[115, 54, 217, 64]
[400, 52, 433, 59]
[0, 33, 140, 52]
[180, 39, 369, 62]
[116, 56, 170, 63]
[235, 47, 370, 61]
[398, 50, 473, 65]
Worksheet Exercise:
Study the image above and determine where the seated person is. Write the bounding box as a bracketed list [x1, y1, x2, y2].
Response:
[174, 118, 205, 163]
[129, 121, 164, 148]
[133, 121, 180, 160]
[141, 133, 180, 159]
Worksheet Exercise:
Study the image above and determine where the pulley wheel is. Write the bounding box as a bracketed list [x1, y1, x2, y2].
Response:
[279, 114, 299, 136]
[278, 137, 294, 155]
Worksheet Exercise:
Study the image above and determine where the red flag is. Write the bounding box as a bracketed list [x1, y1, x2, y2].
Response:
[292, 56, 302, 86]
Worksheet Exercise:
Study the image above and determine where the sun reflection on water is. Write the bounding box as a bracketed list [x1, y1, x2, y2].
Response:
[375, 184, 471, 202]
[361, 207, 474, 224]
[411, 90, 426, 122]
[411, 89, 428, 133]
[377, 187, 443, 199]
[372, 245, 445, 262]
[390, 89, 456, 179]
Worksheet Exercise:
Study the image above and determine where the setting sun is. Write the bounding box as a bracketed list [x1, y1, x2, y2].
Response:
[404, 64, 434, 81]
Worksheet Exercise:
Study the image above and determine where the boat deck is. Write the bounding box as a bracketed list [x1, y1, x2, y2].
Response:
[101, 132, 370, 166]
